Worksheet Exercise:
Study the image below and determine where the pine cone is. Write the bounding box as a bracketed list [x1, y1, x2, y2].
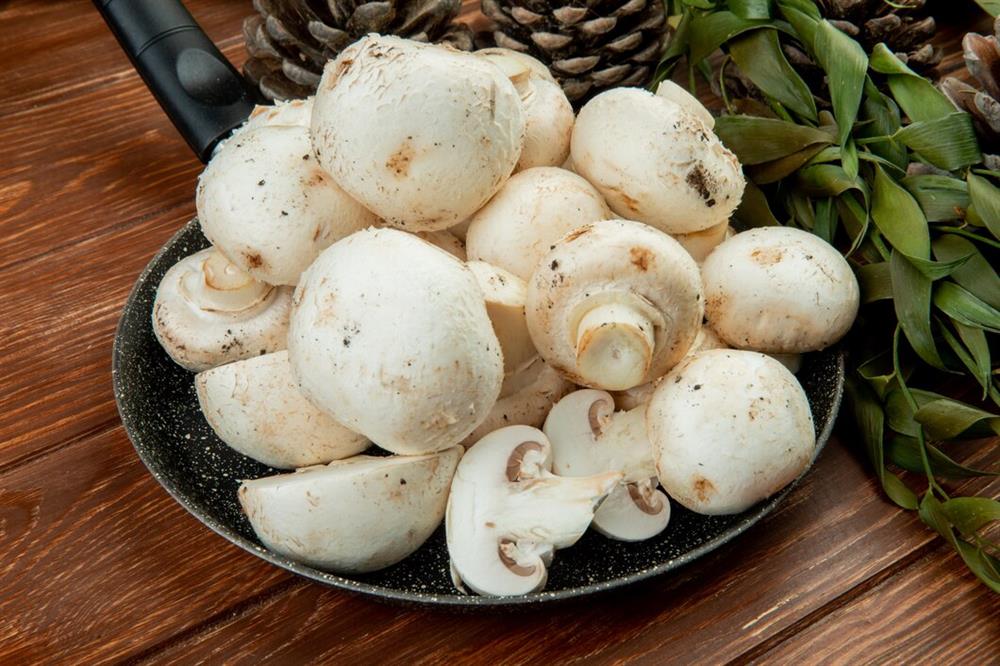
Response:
[243, 0, 475, 101]
[941, 19, 1000, 167]
[819, 0, 941, 71]
[478, 0, 669, 105]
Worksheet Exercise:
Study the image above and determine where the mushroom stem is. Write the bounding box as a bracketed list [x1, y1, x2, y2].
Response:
[182, 249, 272, 313]
[575, 303, 655, 391]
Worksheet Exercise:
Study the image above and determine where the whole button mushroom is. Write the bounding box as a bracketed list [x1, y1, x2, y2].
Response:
[288, 228, 504, 455]
[526, 219, 704, 391]
[311, 35, 526, 231]
[466, 167, 612, 282]
[446, 425, 620, 596]
[647, 350, 815, 515]
[702, 227, 860, 353]
[152, 247, 292, 372]
[197, 125, 378, 286]
[240, 447, 462, 573]
[571, 87, 744, 234]
[672, 220, 731, 264]
[196, 351, 368, 469]
[655, 80, 715, 130]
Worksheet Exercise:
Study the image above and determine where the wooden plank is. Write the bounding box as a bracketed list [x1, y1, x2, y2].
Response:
[758, 547, 1000, 664]
[0, 0, 249, 116]
[0, 211, 186, 467]
[137, 443, 996, 665]
[0, 426, 292, 665]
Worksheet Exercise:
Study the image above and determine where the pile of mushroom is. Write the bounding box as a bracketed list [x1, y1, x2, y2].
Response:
[150, 35, 860, 597]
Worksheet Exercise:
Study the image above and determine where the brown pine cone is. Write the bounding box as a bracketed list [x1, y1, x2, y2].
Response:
[941, 18, 1000, 166]
[819, 0, 941, 71]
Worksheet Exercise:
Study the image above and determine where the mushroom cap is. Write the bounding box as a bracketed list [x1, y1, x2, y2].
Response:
[655, 80, 715, 129]
[702, 227, 860, 353]
[671, 221, 731, 264]
[311, 35, 525, 231]
[241, 97, 314, 132]
[526, 219, 704, 390]
[647, 349, 815, 515]
[152, 248, 292, 372]
[415, 230, 467, 261]
[515, 77, 575, 171]
[466, 167, 612, 281]
[461, 357, 573, 446]
[474, 48, 558, 85]
[467, 260, 536, 375]
[195, 350, 368, 469]
[239, 447, 462, 573]
[770, 352, 803, 374]
[446, 425, 620, 596]
[571, 87, 745, 234]
[197, 125, 378, 285]
[288, 228, 504, 455]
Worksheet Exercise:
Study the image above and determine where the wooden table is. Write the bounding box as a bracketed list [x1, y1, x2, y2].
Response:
[1, 1, 997, 662]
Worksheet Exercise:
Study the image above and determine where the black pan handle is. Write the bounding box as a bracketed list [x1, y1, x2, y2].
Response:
[94, 0, 263, 163]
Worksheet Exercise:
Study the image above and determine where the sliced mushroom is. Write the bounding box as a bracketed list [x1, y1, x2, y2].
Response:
[152, 247, 292, 372]
[571, 87, 744, 234]
[197, 125, 378, 286]
[655, 80, 715, 129]
[288, 228, 503, 455]
[195, 350, 368, 469]
[415, 230, 467, 261]
[466, 167, 612, 281]
[647, 350, 815, 515]
[702, 227, 860, 353]
[671, 220, 731, 263]
[526, 219, 704, 391]
[543, 389, 669, 541]
[461, 357, 573, 446]
[240, 446, 462, 573]
[467, 260, 536, 375]
[311, 36, 525, 231]
[446, 425, 620, 596]
[241, 97, 314, 132]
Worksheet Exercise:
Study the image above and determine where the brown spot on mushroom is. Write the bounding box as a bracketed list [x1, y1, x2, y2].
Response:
[751, 247, 784, 266]
[686, 164, 717, 207]
[244, 251, 264, 270]
[307, 170, 327, 187]
[588, 399, 609, 436]
[498, 539, 536, 576]
[313, 226, 323, 242]
[563, 225, 593, 242]
[607, 187, 640, 214]
[693, 476, 715, 502]
[629, 247, 653, 272]
[506, 441, 544, 482]
[386, 141, 415, 177]
[627, 483, 664, 515]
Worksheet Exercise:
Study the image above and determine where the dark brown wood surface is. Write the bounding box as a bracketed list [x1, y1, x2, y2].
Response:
[0, 1, 996, 663]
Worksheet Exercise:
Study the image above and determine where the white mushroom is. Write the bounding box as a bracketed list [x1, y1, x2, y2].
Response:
[571, 87, 744, 234]
[526, 219, 704, 391]
[467, 261, 536, 375]
[311, 36, 525, 231]
[197, 125, 378, 285]
[461, 357, 573, 446]
[655, 80, 715, 129]
[446, 425, 620, 596]
[647, 350, 815, 515]
[771, 353, 803, 374]
[415, 230, 467, 261]
[702, 227, 860, 353]
[465, 167, 612, 281]
[476, 48, 574, 171]
[240, 447, 462, 573]
[195, 350, 368, 469]
[241, 97, 314, 132]
[544, 390, 670, 541]
[671, 220, 731, 263]
[152, 247, 292, 372]
[288, 228, 504, 455]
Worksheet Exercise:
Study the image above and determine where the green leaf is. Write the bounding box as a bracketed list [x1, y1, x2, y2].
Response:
[858, 351, 900, 398]
[813, 196, 836, 243]
[714, 115, 833, 164]
[775, 0, 820, 49]
[732, 180, 781, 227]
[937, 320, 991, 400]
[729, 29, 817, 121]
[920, 493, 1000, 593]
[904, 254, 972, 281]
[730, 0, 774, 21]
[891, 250, 947, 369]
[913, 397, 1000, 440]
[887, 435, 998, 478]
[869, 44, 955, 122]
[933, 235, 1000, 309]
[748, 143, 832, 183]
[653, 10, 692, 85]
[689, 13, 771, 63]
[872, 165, 931, 259]
[934, 281, 1000, 332]
[886, 388, 921, 437]
[941, 498, 1000, 536]
[858, 262, 892, 304]
[970, 0, 1000, 17]
[955, 321, 992, 396]
[966, 172, 1000, 241]
[795, 164, 860, 197]
[895, 113, 982, 170]
[901, 175, 968, 222]
[813, 20, 867, 146]
[858, 88, 907, 170]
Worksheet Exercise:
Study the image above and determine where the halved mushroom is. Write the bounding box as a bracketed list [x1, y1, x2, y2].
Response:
[240, 446, 462, 573]
[571, 87, 744, 234]
[702, 227, 860, 353]
[446, 425, 620, 596]
[311, 36, 525, 230]
[195, 350, 368, 469]
[197, 125, 378, 285]
[461, 357, 573, 446]
[152, 247, 292, 372]
[544, 390, 669, 541]
[241, 97, 314, 132]
[466, 167, 612, 282]
[647, 350, 815, 515]
[288, 228, 504, 455]
[415, 230, 467, 261]
[671, 220, 731, 263]
[526, 219, 704, 391]
[467, 260, 536, 376]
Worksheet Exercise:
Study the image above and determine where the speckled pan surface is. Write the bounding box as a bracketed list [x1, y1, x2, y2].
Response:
[113, 219, 845, 607]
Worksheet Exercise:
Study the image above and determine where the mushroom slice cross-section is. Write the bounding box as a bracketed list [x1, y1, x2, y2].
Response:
[446, 425, 620, 596]
[239, 446, 462, 573]
[544, 389, 670, 541]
